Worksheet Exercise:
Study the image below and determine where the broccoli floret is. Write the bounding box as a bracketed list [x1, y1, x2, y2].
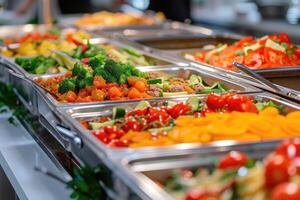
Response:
[84, 44, 105, 58]
[72, 63, 91, 77]
[104, 59, 123, 79]
[15, 57, 34, 71]
[34, 64, 48, 74]
[121, 63, 144, 77]
[89, 53, 106, 69]
[58, 78, 76, 94]
[15, 56, 58, 74]
[77, 75, 94, 89]
[93, 67, 116, 83]
[118, 74, 127, 85]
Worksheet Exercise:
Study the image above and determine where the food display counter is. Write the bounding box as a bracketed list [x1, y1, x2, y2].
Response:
[0, 10, 300, 200]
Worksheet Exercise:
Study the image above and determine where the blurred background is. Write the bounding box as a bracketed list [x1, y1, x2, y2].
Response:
[0, 0, 299, 41]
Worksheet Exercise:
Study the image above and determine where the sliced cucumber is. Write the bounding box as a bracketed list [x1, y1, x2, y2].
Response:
[148, 126, 173, 133]
[135, 101, 151, 110]
[265, 39, 285, 52]
[205, 44, 228, 62]
[162, 91, 188, 97]
[187, 96, 199, 112]
[243, 43, 260, 55]
[89, 120, 116, 130]
[112, 107, 126, 119]
[147, 78, 163, 84]
[189, 74, 202, 85]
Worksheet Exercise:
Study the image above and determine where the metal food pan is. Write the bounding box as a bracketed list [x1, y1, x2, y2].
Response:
[118, 141, 278, 200]
[154, 36, 300, 91]
[94, 22, 216, 41]
[32, 64, 258, 152]
[137, 35, 239, 50]
[34, 64, 259, 111]
[58, 92, 299, 163]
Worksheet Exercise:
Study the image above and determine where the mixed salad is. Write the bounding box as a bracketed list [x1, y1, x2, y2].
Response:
[69, 40, 160, 66]
[1, 28, 90, 57]
[79, 93, 300, 148]
[74, 11, 165, 28]
[185, 33, 300, 70]
[36, 54, 227, 102]
[163, 139, 300, 200]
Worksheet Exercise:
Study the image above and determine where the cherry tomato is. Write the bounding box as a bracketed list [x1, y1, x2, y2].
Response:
[126, 109, 147, 118]
[181, 169, 194, 179]
[168, 102, 190, 119]
[206, 93, 226, 111]
[265, 153, 293, 188]
[185, 188, 211, 200]
[200, 108, 214, 117]
[81, 58, 90, 65]
[225, 94, 257, 113]
[93, 130, 109, 144]
[122, 119, 141, 132]
[147, 107, 170, 124]
[271, 183, 300, 200]
[114, 139, 131, 147]
[276, 139, 300, 158]
[219, 151, 248, 169]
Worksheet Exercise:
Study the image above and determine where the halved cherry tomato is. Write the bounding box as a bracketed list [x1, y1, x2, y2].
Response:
[200, 108, 214, 117]
[265, 153, 293, 188]
[276, 139, 300, 158]
[206, 93, 227, 111]
[271, 183, 300, 200]
[93, 130, 109, 144]
[219, 151, 248, 169]
[168, 102, 191, 119]
[148, 107, 170, 124]
[185, 188, 217, 200]
[122, 119, 142, 132]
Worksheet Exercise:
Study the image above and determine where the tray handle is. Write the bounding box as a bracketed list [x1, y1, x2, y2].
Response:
[56, 124, 83, 149]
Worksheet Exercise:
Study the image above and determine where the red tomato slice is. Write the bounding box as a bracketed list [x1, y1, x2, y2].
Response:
[219, 151, 248, 169]
[244, 51, 263, 69]
[271, 183, 300, 200]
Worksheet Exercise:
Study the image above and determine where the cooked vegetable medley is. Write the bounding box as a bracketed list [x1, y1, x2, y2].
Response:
[79, 93, 300, 148]
[163, 139, 300, 200]
[36, 54, 227, 102]
[74, 11, 164, 28]
[186, 33, 300, 69]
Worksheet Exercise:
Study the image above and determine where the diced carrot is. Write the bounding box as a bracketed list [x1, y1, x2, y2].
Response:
[91, 89, 105, 101]
[108, 86, 122, 98]
[128, 88, 142, 99]
[65, 91, 77, 102]
[93, 76, 106, 89]
[127, 76, 138, 86]
[134, 80, 147, 92]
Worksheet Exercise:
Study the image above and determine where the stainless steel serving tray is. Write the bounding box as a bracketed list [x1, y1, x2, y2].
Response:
[117, 140, 278, 200]
[57, 92, 300, 199]
[34, 64, 258, 150]
[93, 22, 216, 41]
[58, 92, 299, 161]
